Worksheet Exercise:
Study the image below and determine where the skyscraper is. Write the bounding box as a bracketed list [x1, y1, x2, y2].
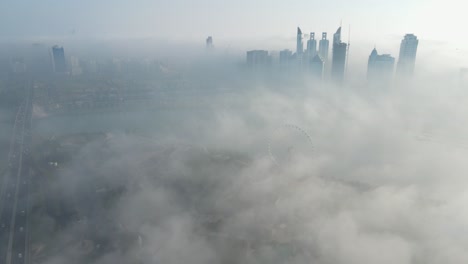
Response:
[279, 49, 293, 67]
[296, 27, 303, 56]
[70, 56, 83, 76]
[318, 32, 329, 64]
[396, 34, 418, 78]
[246, 50, 270, 67]
[309, 55, 324, 79]
[307, 32, 317, 58]
[206, 36, 214, 50]
[331, 27, 347, 84]
[367, 48, 395, 85]
[52, 45, 67, 73]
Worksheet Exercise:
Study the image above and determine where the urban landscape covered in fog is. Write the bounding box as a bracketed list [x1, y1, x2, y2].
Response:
[1, 1, 468, 264]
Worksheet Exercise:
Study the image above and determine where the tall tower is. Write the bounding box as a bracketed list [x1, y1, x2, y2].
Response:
[318, 32, 329, 64]
[396, 34, 418, 78]
[296, 27, 303, 56]
[206, 36, 214, 50]
[309, 55, 324, 80]
[367, 48, 395, 86]
[307, 32, 317, 58]
[331, 27, 347, 84]
[279, 49, 293, 67]
[52, 45, 67, 73]
[246, 50, 270, 67]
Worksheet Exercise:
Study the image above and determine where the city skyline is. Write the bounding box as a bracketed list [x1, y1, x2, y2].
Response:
[2, 0, 466, 72]
[40, 27, 420, 84]
[245, 26, 421, 84]
[1, 2, 468, 264]
[6, 17, 467, 80]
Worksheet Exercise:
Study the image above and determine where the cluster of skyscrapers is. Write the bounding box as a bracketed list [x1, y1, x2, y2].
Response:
[367, 34, 419, 86]
[246, 26, 348, 84]
[247, 26, 419, 86]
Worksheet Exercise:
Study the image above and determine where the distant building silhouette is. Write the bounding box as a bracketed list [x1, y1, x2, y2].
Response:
[70, 56, 83, 76]
[52, 45, 67, 73]
[206, 36, 214, 50]
[309, 55, 324, 79]
[246, 50, 270, 67]
[279, 49, 293, 67]
[331, 27, 347, 84]
[318, 32, 329, 65]
[396, 34, 418, 78]
[10, 58, 26, 74]
[306, 32, 317, 58]
[296, 27, 303, 56]
[367, 48, 395, 86]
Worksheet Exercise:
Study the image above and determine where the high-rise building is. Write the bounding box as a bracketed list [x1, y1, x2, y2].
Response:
[367, 48, 395, 85]
[309, 55, 324, 79]
[396, 34, 418, 78]
[318, 32, 329, 64]
[307, 32, 317, 58]
[331, 27, 347, 84]
[52, 45, 67, 73]
[10, 58, 26, 73]
[296, 27, 303, 56]
[206, 36, 214, 50]
[279, 49, 293, 67]
[70, 56, 83, 76]
[246, 50, 270, 67]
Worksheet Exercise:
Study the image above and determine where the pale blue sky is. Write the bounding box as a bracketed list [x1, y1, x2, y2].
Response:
[0, 0, 463, 42]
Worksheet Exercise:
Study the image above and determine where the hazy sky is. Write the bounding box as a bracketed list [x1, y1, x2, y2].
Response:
[1, 0, 467, 66]
[1, 0, 464, 42]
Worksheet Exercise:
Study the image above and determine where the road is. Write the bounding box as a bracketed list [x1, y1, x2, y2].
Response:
[0, 81, 33, 264]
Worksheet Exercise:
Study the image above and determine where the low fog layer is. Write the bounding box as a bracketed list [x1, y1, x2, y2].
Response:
[32, 77, 468, 264]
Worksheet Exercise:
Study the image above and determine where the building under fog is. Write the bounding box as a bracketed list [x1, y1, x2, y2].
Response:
[246, 50, 270, 67]
[318, 32, 329, 65]
[70, 56, 83, 76]
[296, 27, 303, 56]
[367, 48, 395, 85]
[306, 33, 317, 58]
[331, 27, 347, 84]
[279, 49, 293, 67]
[52, 45, 67, 73]
[206, 36, 214, 50]
[309, 55, 324, 79]
[396, 34, 418, 78]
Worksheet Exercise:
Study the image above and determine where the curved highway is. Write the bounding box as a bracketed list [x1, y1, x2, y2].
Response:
[0, 81, 33, 264]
